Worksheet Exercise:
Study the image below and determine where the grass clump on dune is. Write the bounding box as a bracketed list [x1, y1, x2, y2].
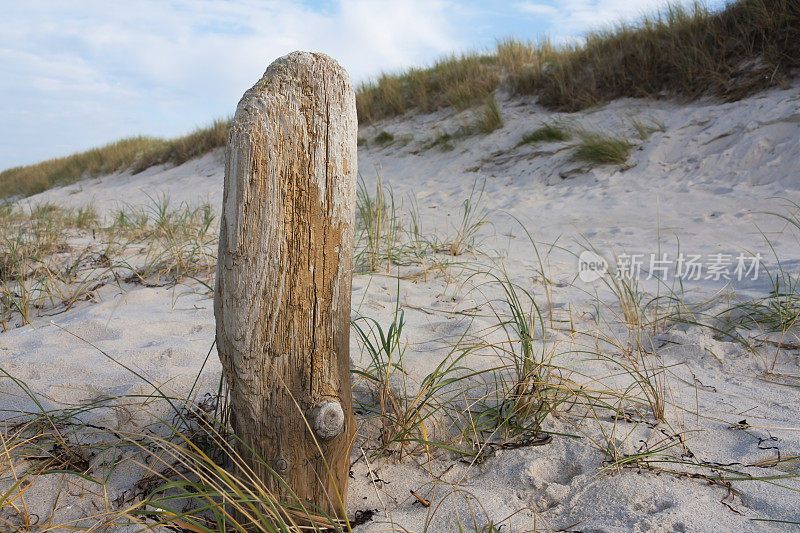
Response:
[521, 122, 572, 144]
[525, 0, 800, 111]
[628, 116, 666, 140]
[425, 131, 458, 152]
[419, 97, 503, 152]
[572, 131, 633, 165]
[471, 95, 504, 134]
[373, 130, 394, 146]
[134, 117, 229, 171]
[0, 196, 217, 330]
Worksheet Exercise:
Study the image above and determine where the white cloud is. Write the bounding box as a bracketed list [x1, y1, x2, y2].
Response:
[0, 0, 461, 168]
[514, 3, 559, 16]
[0, 0, 723, 169]
[514, 0, 680, 36]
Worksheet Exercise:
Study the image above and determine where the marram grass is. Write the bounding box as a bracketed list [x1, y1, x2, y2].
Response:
[571, 131, 633, 165]
[0, 119, 229, 200]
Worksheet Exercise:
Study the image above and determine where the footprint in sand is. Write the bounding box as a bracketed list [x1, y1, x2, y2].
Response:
[520, 457, 584, 510]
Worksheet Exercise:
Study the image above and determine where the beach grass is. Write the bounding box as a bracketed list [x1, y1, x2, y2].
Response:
[571, 131, 633, 165]
[471, 95, 504, 134]
[356, 0, 799, 121]
[373, 131, 395, 146]
[521, 122, 572, 144]
[0, 119, 229, 200]
[628, 116, 667, 140]
[0, 196, 217, 330]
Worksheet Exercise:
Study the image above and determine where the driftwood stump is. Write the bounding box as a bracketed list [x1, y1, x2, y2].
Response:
[214, 51, 357, 520]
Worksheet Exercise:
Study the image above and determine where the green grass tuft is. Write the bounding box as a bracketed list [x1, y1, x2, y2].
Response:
[521, 122, 572, 144]
[425, 131, 458, 152]
[572, 131, 633, 165]
[628, 116, 667, 140]
[373, 131, 394, 146]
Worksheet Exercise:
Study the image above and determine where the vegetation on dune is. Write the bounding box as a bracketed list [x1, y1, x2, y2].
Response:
[571, 131, 634, 165]
[357, 0, 800, 119]
[0, 137, 160, 199]
[1, 0, 798, 199]
[0, 119, 229, 200]
[373, 130, 395, 146]
[0, 197, 217, 330]
[521, 121, 572, 144]
[628, 116, 666, 140]
[471, 95, 504, 134]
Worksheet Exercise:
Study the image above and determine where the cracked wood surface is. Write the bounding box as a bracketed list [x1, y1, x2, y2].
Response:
[214, 51, 357, 519]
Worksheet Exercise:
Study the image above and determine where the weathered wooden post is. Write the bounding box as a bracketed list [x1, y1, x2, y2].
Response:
[214, 51, 357, 520]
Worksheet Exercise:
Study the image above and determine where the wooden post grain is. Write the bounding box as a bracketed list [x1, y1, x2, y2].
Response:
[214, 51, 357, 519]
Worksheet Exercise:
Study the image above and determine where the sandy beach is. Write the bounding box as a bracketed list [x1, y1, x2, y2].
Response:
[1, 77, 799, 531]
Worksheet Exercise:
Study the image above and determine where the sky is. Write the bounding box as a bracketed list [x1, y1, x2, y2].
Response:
[0, 0, 726, 171]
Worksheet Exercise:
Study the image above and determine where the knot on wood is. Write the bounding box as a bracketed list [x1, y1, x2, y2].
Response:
[311, 401, 345, 440]
[275, 457, 289, 472]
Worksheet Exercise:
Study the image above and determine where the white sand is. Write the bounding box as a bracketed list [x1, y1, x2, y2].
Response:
[4, 84, 800, 531]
